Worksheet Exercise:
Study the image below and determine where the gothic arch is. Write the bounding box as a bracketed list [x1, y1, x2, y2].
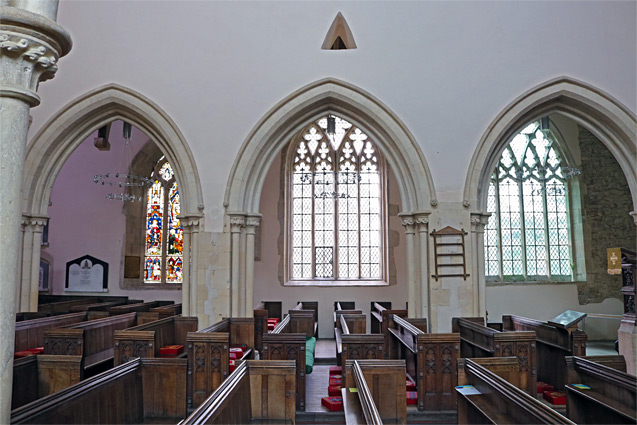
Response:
[23, 84, 204, 216]
[225, 78, 437, 214]
[20, 84, 204, 312]
[463, 77, 637, 212]
[224, 78, 436, 319]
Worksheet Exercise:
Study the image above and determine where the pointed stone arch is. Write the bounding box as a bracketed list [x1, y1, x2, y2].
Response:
[224, 78, 436, 318]
[20, 84, 204, 312]
[463, 77, 637, 212]
[463, 76, 637, 318]
[321, 12, 357, 50]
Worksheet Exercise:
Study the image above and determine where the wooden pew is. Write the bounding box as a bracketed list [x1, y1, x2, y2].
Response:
[186, 317, 255, 408]
[43, 312, 139, 372]
[386, 315, 459, 411]
[108, 300, 171, 315]
[292, 301, 318, 337]
[12, 354, 83, 410]
[253, 301, 283, 353]
[370, 302, 409, 354]
[454, 317, 537, 395]
[37, 297, 100, 315]
[15, 312, 89, 352]
[501, 314, 587, 389]
[113, 315, 198, 365]
[343, 359, 407, 425]
[456, 358, 574, 424]
[181, 360, 296, 425]
[263, 312, 312, 411]
[338, 314, 384, 383]
[16, 312, 47, 321]
[11, 357, 188, 424]
[564, 356, 636, 424]
[68, 299, 128, 313]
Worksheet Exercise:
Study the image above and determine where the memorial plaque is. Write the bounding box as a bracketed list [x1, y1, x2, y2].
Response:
[65, 255, 108, 292]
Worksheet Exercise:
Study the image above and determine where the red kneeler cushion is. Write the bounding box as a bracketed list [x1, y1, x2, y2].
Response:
[328, 385, 341, 396]
[230, 347, 244, 358]
[14, 350, 33, 359]
[159, 345, 184, 357]
[329, 366, 342, 376]
[543, 391, 566, 405]
[537, 381, 554, 394]
[406, 391, 418, 405]
[229, 360, 236, 372]
[406, 376, 416, 391]
[329, 376, 342, 387]
[321, 396, 343, 411]
[230, 344, 247, 350]
[268, 323, 275, 331]
[229, 352, 237, 360]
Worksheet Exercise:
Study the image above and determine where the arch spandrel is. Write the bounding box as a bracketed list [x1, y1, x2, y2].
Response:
[224, 78, 437, 215]
[463, 77, 637, 212]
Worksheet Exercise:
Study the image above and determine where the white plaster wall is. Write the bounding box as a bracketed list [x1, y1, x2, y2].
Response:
[28, 1, 636, 233]
[254, 151, 408, 338]
[487, 284, 623, 341]
[46, 121, 182, 303]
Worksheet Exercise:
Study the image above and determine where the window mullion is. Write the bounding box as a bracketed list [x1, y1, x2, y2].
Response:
[495, 176, 504, 281]
[333, 169, 339, 280]
[311, 163, 316, 279]
[542, 180, 551, 280]
[357, 161, 362, 279]
[518, 178, 527, 279]
[161, 182, 168, 284]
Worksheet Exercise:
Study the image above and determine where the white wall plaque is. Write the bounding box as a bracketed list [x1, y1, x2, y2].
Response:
[65, 255, 108, 292]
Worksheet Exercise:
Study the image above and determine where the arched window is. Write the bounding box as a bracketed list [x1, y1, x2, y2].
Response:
[285, 115, 387, 285]
[144, 158, 183, 284]
[485, 119, 574, 281]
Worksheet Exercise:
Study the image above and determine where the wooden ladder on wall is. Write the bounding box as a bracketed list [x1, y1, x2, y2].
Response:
[430, 226, 469, 281]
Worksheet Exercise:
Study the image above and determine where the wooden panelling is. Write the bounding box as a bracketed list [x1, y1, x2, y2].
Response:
[14, 312, 88, 352]
[11, 356, 39, 410]
[262, 333, 306, 411]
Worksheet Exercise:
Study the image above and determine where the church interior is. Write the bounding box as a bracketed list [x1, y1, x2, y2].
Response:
[1, 1, 636, 424]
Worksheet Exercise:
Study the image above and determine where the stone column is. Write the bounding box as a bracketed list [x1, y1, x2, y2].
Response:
[399, 213, 418, 317]
[470, 212, 491, 318]
[617, 211, 637, 375]
[244, 214, 261, 318]
[179, 214, 202, 316]
[415, 212, 431, 325]
[21, 215, 46, 311]
[228, 213, 245, 317]
[187, 216, 202, 318]
[0, 4, 71, 422]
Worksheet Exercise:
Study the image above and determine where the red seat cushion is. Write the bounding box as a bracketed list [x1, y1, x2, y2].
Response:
[159, 345, 184, 357]
[543, 390, 566, 405]
[537, 381, 554, 394]
[321, 396, 343, 411]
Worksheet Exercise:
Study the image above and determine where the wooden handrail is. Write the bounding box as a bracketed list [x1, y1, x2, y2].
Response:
[352, 360, 383, 425]
[272, 314, 290, 334]
[567, 356, 636, 390]
[340, 314, 351, 335]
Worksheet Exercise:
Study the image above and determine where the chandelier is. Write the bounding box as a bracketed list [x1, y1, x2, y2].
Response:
[93, 122, 153, 201]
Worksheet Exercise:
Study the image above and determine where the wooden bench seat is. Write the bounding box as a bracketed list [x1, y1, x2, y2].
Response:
[113, 315, 197, 365]
[108, 301, 173, 315]
[11, 357, 187, 424]
[453, 316, 537, 395]
[186, 317, 255, 408]
[370, 302, 408, 356]
[386, 315, 458, 411]
[15, 311, 91, 352]
[338, 314, 384, 378]
[564, 356, 636, 424]
[457, 358, 574, 424]
[180, 360, 296, 425]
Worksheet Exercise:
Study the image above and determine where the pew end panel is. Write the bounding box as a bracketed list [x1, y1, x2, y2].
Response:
[262, 332, 307, 411]
[229, 317, 255, 348]
[417, 333, 460, 411]
[186, 331, 230, 409]
[340, 333, 385, 383]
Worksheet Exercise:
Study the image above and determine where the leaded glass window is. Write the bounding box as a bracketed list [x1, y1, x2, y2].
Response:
[288, 115, 385, 282]
[485, 121, 573, 281]
[144, 158, 183, 283]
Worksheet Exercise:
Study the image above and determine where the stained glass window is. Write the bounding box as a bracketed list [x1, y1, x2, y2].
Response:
[485, 120, 573, 281]
[288, 115, 385, 282]
[144, 159, 183, 283]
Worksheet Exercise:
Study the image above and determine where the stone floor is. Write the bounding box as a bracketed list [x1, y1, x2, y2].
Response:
[586, 340, 619, 355]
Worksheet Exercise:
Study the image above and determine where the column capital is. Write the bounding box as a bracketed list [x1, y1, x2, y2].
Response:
[245, 213, 262, 235]
[178, 214, 203, 233]
[413, 211, 431, 232]
[21, 213, 47, 230]
[0, 7, 72, 106]
[470, 212, 492, 232]
[227, 212, 246, 233]
[398, 212, 416, 234]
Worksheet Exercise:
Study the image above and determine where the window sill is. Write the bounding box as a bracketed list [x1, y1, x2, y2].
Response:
[486, 280, 583, 287]
[284, 280, 389, 287]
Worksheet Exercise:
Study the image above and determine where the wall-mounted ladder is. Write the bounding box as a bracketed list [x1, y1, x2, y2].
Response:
[430, 226, 469, 281]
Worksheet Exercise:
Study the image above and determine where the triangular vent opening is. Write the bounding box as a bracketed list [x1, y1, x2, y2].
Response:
[322, 12, 357, 50]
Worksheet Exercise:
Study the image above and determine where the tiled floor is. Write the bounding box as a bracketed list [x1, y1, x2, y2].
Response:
[587, 340, 618, 355]
[306, 365, 334, 412]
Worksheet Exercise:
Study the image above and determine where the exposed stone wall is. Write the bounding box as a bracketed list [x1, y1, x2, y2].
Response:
[579, 126, 635, 304]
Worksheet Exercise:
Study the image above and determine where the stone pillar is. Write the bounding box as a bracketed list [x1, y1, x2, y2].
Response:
[415, 212, 431, 325]
[244, 214, 261, 318]
[21, 215, 46, 311]
[228, 213, 245, 317]
[179, 214, 202, 316]
[617, 211, 637, 375]
[470, 212, 491, 318]
[188, 216, 201, 318]
[0, 4, 71, 422]
[399, 213, 418, 317]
